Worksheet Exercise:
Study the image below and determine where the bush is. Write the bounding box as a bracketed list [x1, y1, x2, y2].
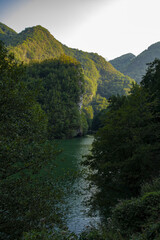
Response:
[23, 227, 79, 240]
[131, 222, 160, 240]
[79, 226, 127, 240]
[111, 191, 160, 237]
[141, 177, 160, 195]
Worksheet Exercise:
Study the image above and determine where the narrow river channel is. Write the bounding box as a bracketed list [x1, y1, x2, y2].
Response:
[54, 135, 101, 234]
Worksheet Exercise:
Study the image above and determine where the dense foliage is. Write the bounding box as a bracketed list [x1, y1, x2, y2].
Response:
[110, 53, 135, 74]
[1, 22, 160, 239]
[0, 22, 134, 126]
[85, 58, 160, 213]
[63, 48, 134, 127]
[25, 55, 85, 138]
[5, 25, 64, 62]
[64, 48, 134, 102]
[110, 42, 160, 83]
[0, 41, 61, 239]
[111, 190, 160, 238]
[0, 22, 17, 43]
[75, 177, 160, 240]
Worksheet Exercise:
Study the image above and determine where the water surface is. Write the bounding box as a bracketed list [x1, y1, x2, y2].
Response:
[55, 135, 100, 234]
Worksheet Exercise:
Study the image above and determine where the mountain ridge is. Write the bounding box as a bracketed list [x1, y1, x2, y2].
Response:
[110, 42, 160, 83]
[0, 22, 134, 123]
[0, 22, 17, 43]
[110, 53, 136, 73]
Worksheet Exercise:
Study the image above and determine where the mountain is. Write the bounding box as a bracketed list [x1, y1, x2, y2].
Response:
[0, 23, 134, 126]
[0, 22, 17, 43]
[110, 53, 135, 73]
[3, 25, 64, 62]
[110, 42, 160, 83]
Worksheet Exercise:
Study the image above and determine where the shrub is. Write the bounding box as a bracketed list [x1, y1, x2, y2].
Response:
[141, 177, 160, 195]
[111, 192, 160, 237]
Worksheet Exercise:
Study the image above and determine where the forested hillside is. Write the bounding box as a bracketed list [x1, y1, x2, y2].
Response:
[0, 22, 134, 133]
[0, 41, 62, 239]
[0, 22, 17, 43]
[25, 56, 85, 139]
[84, 59, 160, 239]
[110, 42, 160, 83]
[1, 21, 160, 240]
[110, 53, 135, 73]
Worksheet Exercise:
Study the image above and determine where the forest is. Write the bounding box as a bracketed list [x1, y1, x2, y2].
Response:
[24, 55, 85, 139]
[0, 22, 134, 132]
[0, 23, 160, 239]
[110, 41, 160, 83]
[82, 59, 160, 239]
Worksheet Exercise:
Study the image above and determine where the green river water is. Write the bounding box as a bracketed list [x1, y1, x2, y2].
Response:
[54, 135, 101, 234]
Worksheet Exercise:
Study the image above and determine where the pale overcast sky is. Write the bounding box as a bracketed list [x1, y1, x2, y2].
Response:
[1, 0, 160, 60]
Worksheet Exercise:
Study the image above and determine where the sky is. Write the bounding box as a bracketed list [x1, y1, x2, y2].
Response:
[1, 0, 160, 60]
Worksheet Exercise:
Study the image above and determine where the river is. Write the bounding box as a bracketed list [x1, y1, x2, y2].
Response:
[54, 135, 101, 234]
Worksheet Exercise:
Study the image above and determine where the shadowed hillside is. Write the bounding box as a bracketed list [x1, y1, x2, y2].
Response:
[110, 42, 160, 83]
[0, 23, 134, 128]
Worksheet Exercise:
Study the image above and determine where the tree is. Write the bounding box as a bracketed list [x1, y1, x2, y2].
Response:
[85, 60, 160, 215]
[0, 41, 60, 239]
[25, 56, 85, 138]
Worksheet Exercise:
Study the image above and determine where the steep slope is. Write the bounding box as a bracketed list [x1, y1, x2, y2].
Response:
[62, 47, 134, 123]
[25, 56, 85, 138]
[124, 42, 160, 83]
[0, 22, 17, 36]
[5, 25, 64, 62]
[110, 42, 160, 83]
[1, 23, 134, 117]
[63, 45, 134, 103]
[0, 22, 17, 43]
[110, 53, 135, 73]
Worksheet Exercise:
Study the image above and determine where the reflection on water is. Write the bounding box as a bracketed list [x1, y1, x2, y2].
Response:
[55, 135, 101, 234]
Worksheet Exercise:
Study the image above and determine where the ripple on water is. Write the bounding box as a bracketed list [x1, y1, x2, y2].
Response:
[55, 135, 101, 234]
